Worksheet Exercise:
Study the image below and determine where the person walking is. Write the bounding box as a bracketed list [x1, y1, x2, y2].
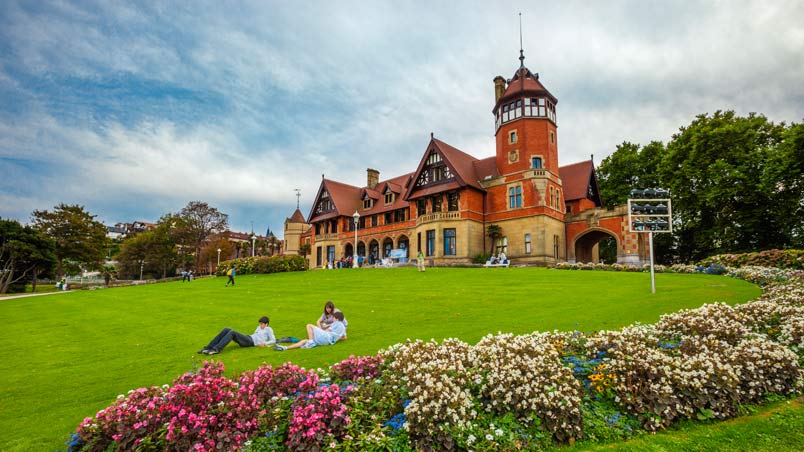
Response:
[225, 266, 236, 286]
[417, 250, 426, 272]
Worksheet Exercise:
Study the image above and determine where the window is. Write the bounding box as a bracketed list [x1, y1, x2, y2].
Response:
[553, 235, 560, 259]
[417, 199, 427, 217]
[509, 130, 517, 144]
[395, 209, 406, 222]
[550, 131, 555, 144]
[363, 198, 372, 209]
[495, 236, 508, 255]
[432, 195, 442, 213]
[447, 192, 459, 211]
[509, 185, 522, 208]
[384, 212, 393, 224]
[371, 215, 378, 227]
[531, 157, 542, 169]
[525, 233, 531, 254]
[358, 216, 366, 228]
[426, 230, 436, 256]
[417, 232, 422, 252]
[384, 192, 394, 204]
[549, 187, 554, 207]
[444, 229, 456, 255]
[556, 189, 561, 208]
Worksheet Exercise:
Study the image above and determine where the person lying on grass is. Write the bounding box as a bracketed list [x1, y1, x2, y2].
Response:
[198, 315, 275, 355]
[274, 311, 346, 351]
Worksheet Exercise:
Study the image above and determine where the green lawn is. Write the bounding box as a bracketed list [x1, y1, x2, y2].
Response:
[0, 267, 765, 451]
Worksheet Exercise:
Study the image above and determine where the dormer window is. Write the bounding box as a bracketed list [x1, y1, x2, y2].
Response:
[384, 187, 394, 204]
[363, 194, 373, 209]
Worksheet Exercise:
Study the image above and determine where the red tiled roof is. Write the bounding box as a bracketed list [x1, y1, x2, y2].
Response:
[287, 209, 306, 223]
[494, 67, 557, 112]
[473, 156, 499, 180]
[559, 160, 595, 201]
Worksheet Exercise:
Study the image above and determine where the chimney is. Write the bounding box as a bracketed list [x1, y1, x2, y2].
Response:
[493, 76, 506, 102]
[367, 168, 379, 189]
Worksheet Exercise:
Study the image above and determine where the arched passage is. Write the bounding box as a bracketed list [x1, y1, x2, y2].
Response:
[357, 241, 366, 257]
[343, 243, 354, 258]
[573, 229, 620, 264]
[368, 240, 379, 263]
[382, 237, 394, 258]
[397, 235, 410, 257]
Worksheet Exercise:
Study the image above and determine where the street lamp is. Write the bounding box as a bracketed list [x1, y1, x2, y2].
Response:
[352, 211, 360, 268]
[217, 248, 221, 267]
[139, 260, 144, 281]
[251, 234, 256, 257]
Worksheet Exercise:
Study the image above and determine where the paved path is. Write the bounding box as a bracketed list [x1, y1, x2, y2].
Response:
[0, 290, 73, 300]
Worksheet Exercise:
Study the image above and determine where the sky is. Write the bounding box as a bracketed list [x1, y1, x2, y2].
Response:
[1, 0, 803, 237]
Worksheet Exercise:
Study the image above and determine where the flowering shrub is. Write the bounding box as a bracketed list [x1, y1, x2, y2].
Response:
[217, 255, 308, 276]
[330, 354, 383, 382]
[699, 249, 804, 270]
[286, 384, 351, 452]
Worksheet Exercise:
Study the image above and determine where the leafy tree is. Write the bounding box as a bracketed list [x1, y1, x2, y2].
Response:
[173, 202, 228, 270]
[115, 216, 181, 279]
[0, 219, 56, 294]
[596, 141, 665, 208]
[30, 204, 108, 279]
[298, 243, 311, 259]
[660, 111, 786, 261]
[764, 122, 804, 247]
[486, 224, 502, 255]
[199, 236, 235, 274]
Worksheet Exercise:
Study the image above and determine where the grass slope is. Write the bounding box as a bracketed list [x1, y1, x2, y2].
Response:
[0, 267, 761, 451]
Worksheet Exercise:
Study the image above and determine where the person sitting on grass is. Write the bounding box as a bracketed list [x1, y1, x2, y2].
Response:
[274, 311, 346, 351]
[317, 301, 348, 340]
[198, 315, 275, 355]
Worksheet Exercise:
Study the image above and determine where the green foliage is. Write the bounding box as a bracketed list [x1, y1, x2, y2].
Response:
[217, 255, 308, 276]
[0, 218, 57, 293]
[172, 201, 229, 269]
[473, 252, 491, 264]
[30, 204, 109, 278]
[115, 218, 183, 279]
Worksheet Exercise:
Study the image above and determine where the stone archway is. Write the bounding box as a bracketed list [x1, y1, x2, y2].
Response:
[397, 235, 410, 257]
[344, 243, 354, 258]
[382, 237, 394, 258]
[573, 229, 620, 264]
[357, 241, 366, 257]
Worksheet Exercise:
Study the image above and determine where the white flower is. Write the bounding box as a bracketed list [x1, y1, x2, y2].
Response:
[485, 433, 494, 441]
[467, 434, 476, 444]
[495, 428, 504, 437]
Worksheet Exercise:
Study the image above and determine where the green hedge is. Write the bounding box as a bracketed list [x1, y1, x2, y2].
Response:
[216, 255, 308, 276]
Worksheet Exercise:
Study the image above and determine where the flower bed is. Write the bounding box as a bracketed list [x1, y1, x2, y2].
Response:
[69, 270, 804, 452]
[216, 255, 308, 276]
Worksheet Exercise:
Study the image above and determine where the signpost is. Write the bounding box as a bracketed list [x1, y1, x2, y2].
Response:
[628, 189, 672, 294]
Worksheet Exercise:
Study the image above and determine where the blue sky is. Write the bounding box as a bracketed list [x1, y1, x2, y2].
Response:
[1, 1, 803, 236]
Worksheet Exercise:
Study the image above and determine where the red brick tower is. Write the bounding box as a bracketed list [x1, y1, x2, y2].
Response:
[492, 50, 559, 177]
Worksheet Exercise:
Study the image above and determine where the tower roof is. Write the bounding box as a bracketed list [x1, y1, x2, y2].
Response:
[493, 66, 557, 113]
[287, 208, 306, 223]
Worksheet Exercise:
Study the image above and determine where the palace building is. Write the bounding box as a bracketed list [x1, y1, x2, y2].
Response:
[284, 50, 646, 268]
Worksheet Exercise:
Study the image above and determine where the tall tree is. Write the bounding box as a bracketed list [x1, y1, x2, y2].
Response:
[31, 204, 109, 279]
[0, 219, 56, 294]
[597, 141, 666, 208]
[660, 111, 786, 261]
[174, 202, 228, 270]
[764, 122, 804, 247]
[199, 236, 235, 274]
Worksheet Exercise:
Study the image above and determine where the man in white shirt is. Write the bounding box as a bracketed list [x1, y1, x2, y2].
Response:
[199, 316, 275, 355]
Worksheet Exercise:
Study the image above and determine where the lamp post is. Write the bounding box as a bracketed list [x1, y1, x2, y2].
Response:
[139, 260, 144, 281]
[217, 248, 221, 267]
[352, 211, 360, 268]
[251, 234, 256, 257]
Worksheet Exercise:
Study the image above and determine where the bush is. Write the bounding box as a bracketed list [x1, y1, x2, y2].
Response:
[217, 255, 308, 276]
[699, 249, 804, 270]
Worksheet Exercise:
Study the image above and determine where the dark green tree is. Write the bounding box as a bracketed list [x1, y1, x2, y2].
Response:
[660, 111, 787, 261]
[0, 219, 57, 294]
[30, 204, 109, 279]
[764, 122, 804, 247]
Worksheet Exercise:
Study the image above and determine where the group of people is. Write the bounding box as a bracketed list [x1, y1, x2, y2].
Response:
[197, 301, 348, 355]
[488, 251, 508, 265]
[180, 270, 194, 282]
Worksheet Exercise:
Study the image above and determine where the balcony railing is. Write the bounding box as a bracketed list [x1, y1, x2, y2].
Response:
[315, 233, 339, 241]
[416, 211, 461, 225]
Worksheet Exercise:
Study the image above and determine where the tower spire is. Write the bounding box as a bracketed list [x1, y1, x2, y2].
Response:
[518, 12, 525, 68]
[294, 188, 301, 209]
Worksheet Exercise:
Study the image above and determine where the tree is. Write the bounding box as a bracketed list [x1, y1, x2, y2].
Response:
[660, 111, 786, 261]
[0, 219, 56, 294]
[597, 141, 666, 208]
[173, 202, 228, 270]
[298, 243, 311, 259]
[764, 122, 804, 247]
[486, 224, 502, 255]
[31, 204, 108, 279]
[199, 236, 235, 274]
[115, 216, 181, 279]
